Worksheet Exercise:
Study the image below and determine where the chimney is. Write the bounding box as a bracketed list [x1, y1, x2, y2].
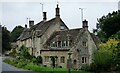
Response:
[29, 20, 34, 28]
[43, 12, 47, 21]
[55, 4, 60, 17]
[25, 24, 27, 28]
[82, 19, 88, 30]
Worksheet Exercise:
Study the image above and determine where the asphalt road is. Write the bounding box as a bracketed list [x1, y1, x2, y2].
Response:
[1, 56, 36, 73]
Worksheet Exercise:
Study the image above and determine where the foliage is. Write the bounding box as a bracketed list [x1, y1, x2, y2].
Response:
[23, 63, 90, 73]
[36, 56, 43, 64]
[32, 57, 37, 64]
[93, 49, 113, 72]
[3, 58, 13, 64]
[9, 49, 17, 57]
[3, 58, 90, 73]
[18, 45, 32, 60]
[111, 31, 120, 40]
[16, 59, 27, 68]
[91, 38, 120, 72]
[95, 10, 120, 42]
[99, 39, 119, 52]
[89, 63, 97, 72]
[2, 27, 11, 52]
[10, 25, 24, 42]
[112, 43, 120, 71]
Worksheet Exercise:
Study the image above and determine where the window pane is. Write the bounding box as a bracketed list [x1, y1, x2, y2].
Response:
[81, 57, 87, 64]
[82, 57, 84, 63]
[58, 41, 61, 48]
[61, 56, 65, 63]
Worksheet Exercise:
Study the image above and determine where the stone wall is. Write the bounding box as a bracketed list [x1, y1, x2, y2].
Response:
[41, 51, 69, 68]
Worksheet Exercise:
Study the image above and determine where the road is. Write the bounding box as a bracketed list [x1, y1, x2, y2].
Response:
[1, 56, 36, 73]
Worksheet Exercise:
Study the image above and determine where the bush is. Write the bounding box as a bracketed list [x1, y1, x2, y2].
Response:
[9, 49, 17, 57]
[81, 64, 89, 71]
[92, 50, 113, 72]
[36, 56, 42, 64]
[58, 66, 62, 68]
[89, 63, 97, 72]
[32, 57, 37, 64]
[16, 59, 27, 68]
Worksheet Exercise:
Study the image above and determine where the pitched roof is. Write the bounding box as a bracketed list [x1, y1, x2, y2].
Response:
[17, 17, 68, 41]
[90, 33, 101, 48]
[44, 28, 100, 48]
[44, 28, 83, 47]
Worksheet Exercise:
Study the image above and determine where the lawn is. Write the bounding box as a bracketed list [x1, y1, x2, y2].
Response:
[22, 63, 91, 73]
[3, 58, 91, 73]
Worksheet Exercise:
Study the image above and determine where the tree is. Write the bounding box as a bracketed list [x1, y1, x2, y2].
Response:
[2, 27, 11, 52]
[110, 31, 120, 40]
[110, 31, 120, 70]
[11, 26, 24, 42]
[95, 10, 120, 42]
[91, 39, 119, 72]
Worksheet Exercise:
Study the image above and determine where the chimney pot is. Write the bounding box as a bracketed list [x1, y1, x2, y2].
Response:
[82, 19, 88, 30]
[43, 12, 47, 21]
[29, 20, 34, 28]
[25, 24, 27, 28]
[55, 4, 60, 17]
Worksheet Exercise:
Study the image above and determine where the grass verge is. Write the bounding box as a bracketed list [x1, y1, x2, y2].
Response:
[3, 58, 91, 73]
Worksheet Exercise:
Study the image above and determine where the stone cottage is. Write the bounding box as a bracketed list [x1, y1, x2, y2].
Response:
[17, 4, 100, 69]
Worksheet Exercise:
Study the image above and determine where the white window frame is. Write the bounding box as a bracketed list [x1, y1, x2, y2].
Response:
[45, 56, 49, 62]
[60, 56, 65, 63]
[81, 57, 87, 64]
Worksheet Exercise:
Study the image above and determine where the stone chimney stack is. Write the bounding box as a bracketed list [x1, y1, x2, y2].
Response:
[43, 12, 47, 21]
[29, 20, 34, 28]
[55, 4, 60, 17]
[82, 19, 88, 30]
[25, 24, 27, 28]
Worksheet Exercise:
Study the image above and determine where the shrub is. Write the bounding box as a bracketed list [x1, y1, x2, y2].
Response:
[81, 64, 89, 71]
[89, 63, 97, 72]
[92, 50, 113, 72]
[10, 49, 17, 57]
[58, 66, 62, 68]
[36, 56, 43, 64]
[32, 57, 37, 64]
[16, 59, 27, 68]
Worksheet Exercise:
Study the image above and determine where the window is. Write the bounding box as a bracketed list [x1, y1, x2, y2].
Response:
[82, 41, 87, 47]
[60, 26, 65, 30]
[45, 56, 49, 62]
[62, 41, 66, 47]
[50, 41, 57, 47]
[66, 41, 68, 46]
[58, 41, 61, 48]
[60, 56, 65, 63]
[82, 57, 87, 64]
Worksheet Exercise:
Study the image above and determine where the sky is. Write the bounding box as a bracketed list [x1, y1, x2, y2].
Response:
[1, 0, 120, 32]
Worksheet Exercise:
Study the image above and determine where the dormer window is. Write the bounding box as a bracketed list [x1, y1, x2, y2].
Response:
[60, 25, 65, 30]
[51, 41, 57, 47]
[62, 41, 66, 47]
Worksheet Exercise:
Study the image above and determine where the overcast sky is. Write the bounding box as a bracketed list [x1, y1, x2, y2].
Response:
[1, 0, 120, 32]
